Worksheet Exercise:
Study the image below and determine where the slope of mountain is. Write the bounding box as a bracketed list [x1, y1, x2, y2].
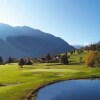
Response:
[98, 41, 100, 44]
[0, 38, 27, 59]
[73, 45, 83, 49]
[0, 23, 75, 58]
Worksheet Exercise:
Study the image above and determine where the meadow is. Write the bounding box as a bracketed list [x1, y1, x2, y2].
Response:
[0, 51, 100, 100]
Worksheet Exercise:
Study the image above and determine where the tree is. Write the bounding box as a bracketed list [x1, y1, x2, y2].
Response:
[85, 51, 99, 67]
[83, 43, 100, 51]
[18, 58, 25, 68]
[25, 58, 33, 65]
[79, 57, 83, 63]
[94, 52, 100, 67]
[7, 57, 14, 63]
[77, 50, 80, 54]
[70, 51, 73, 55]
[0, 56, 3, 63]
[0, 56, 4, 65]
[60, 53, 69, 64]
[46, 53, 51, 62]
[96, 44, 100, 51]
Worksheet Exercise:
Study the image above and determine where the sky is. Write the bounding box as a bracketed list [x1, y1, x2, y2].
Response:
[0, 0, 100, 45]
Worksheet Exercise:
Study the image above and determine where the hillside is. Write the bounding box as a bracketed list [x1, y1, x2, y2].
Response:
[0, 51, 100, 100]
[73, 45, 83, 49]
[0, 23, 75, 58]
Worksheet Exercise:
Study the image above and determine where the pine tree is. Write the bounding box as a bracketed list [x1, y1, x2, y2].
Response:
[0, 56, 3, 63]
[46, 53, 51, 62]
[18, 58, 25, 68]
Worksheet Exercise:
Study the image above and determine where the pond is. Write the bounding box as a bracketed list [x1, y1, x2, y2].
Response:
[36, 79, 100, 100]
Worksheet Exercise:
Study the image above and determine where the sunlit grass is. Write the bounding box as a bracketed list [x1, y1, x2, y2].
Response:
[0, 51, 100, 100]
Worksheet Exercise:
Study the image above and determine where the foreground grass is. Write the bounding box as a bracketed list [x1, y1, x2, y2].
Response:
[0, 63, 100, 100]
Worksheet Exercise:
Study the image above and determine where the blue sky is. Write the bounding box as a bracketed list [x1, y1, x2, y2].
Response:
[0, 0, 100, 45]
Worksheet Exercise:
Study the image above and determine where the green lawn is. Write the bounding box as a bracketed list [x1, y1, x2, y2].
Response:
[0, 51, 100, 100]
[0, 63, 100, 100]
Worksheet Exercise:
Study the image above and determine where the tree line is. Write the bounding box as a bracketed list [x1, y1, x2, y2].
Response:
[81, 43, 100, 51]
[0, 47, 99, 68]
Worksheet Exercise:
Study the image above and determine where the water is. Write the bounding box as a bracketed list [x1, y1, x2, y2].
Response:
[36, 79, 100, 100]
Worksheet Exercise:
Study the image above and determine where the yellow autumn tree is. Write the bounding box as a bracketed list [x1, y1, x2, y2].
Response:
[85, 51, 99, 67]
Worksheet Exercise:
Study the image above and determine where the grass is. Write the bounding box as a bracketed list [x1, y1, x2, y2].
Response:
[0, 51, 100, 100]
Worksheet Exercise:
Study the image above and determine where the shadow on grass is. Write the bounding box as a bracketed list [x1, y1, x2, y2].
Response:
[46, 63, 63, 66]
[69, 63, 81, 65]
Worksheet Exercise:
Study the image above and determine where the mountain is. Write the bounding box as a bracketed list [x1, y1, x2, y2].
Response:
[98, 41, 100, 44]
[73, 41, 100, 49]
[0, 23, 75, 59]
[73, 45, 83, 49]
[0, 38, 27, 58]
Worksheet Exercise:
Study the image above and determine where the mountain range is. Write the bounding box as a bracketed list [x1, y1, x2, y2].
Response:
[72, 45, 83, 49]
[73, 41, 100, 49]
[0, 23, 75, 59]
